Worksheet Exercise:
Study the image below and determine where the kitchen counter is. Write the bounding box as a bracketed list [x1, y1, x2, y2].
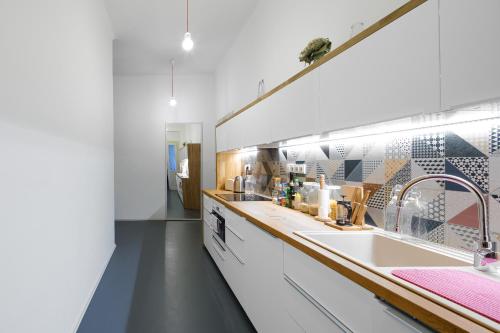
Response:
[203, 189, 500, 333]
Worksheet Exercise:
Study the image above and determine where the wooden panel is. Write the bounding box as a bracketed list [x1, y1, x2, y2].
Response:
[216, 151, 242, 190]
[216, 0, 427, 128]
[182, 144, 201, 210]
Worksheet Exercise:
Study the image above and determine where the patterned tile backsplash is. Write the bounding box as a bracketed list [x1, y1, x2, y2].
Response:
[238, 113, 500, 252]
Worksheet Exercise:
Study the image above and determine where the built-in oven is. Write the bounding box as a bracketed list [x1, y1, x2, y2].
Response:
[211, 207, 225, 243]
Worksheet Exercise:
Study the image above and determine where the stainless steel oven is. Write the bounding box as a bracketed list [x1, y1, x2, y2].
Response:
[211, 207, 225, 243]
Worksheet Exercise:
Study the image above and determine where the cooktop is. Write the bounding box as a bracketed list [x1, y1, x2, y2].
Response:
[216, 193, 272, 202]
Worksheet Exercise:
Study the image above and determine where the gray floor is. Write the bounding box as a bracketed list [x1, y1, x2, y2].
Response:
[167, 190, 201, 220]
[78, 221, 255, 333]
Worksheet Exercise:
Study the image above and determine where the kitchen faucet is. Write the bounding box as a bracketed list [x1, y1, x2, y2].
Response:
[395, 174, 498, 272]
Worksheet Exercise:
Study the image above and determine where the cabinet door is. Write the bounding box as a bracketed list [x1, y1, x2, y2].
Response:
[242, 222, 286, 333]
[216, 122, 229, 152]
[440, 0, 500, 109]
[319, 0, 440, 134]
[270, 70, 320, 143]
[242, 98, 273, 148]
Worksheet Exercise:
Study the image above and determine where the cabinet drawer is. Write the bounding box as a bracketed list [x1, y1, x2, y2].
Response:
[225, 209, 247, 236]
[210, 233, 226, 271]
[225, 226, 246, 264]
[284, 274, 348, 333]
[284, 244, 374, 332]
[372, 297, 433, 333]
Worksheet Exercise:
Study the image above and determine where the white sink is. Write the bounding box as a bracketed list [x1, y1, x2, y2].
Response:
[295, 231, 471, 267]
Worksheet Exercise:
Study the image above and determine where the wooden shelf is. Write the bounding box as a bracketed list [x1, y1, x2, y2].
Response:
[216, 0, 427, 128]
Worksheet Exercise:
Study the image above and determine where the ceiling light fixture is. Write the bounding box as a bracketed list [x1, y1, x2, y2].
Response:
[169, 59, 177, 107]
[182, 0, 194, 51]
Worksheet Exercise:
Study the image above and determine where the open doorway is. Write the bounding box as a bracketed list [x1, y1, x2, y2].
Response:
[165, 123, 202, 220]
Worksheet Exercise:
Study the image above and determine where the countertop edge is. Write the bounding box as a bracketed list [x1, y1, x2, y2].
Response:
[203, 189, 497, 333]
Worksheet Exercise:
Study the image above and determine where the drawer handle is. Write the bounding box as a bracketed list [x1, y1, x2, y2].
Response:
[226, 225, 245, 241]
[211, 237, 225, 261]
[226, 245, 246, 265]
[375, 297, 431, 332]
[284, 273, 352, 333]
[212, 235, 226, 252]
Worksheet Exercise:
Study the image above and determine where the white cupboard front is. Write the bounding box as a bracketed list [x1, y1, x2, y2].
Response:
[439, 0, 500, 110]
[318, 0, 440, 134]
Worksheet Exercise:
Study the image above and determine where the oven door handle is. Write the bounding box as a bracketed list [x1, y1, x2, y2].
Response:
[212, 235, 226, 252]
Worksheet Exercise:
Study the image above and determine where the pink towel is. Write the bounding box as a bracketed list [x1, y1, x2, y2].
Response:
[392, 269, 500, 324]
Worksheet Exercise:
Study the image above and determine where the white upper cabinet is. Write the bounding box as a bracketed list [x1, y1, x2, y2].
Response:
[239, 98, 273, 148]
[269, 70, 320, 143]
[318, 0, 440, 134]
[216, 121, 230, 153]
[440, 0, 500, 110]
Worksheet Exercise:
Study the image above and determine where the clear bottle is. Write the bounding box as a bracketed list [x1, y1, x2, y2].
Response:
[384, 184, 403, 232]
[400, 189, 425, 241]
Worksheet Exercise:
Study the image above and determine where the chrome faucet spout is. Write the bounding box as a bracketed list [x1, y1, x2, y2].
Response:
[395, 174, 497, 272]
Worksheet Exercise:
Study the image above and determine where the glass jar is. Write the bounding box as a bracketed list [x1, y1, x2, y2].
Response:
[307, 183, 320, 216]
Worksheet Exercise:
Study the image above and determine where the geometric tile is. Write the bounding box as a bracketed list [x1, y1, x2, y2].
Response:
[345, 160, 362, 182]
[320, 143, 330, 159]
[344, 140, 363, 160]
[365, 184, 385, 210]
[363, 139, 386, 160]
[421, 192, 445, 223]
[489, 196, 500, 235]
[427, 222, 445, 244]
[445, 190, 478, 223]
[317, 160, 344, 184]
[445, 223, 479, 252]
[363, 160, 384, 184]
[489, 156, 500, 202]
[445, 157, 489, 193]
[490, 123, 500, 156]
[447, 203, 480, 229]
[385, 136, 411, 159]
[386, 160, 411, 187]
[445, 130, 487, 157]
[330, 142, 345, 160]
[412, 131, 445, 158]
[366, 207, 385, 228]
[385, 160, 409, 182]
[411, 158, 445, 188]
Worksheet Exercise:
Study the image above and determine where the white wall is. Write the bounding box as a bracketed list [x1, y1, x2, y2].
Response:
[114, 75, 216, 220]
[215, 0, 408, 120]
[0, 1, 115, 333]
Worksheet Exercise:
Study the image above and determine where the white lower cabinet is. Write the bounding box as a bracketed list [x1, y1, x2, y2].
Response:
[205, 203, 432, 332]
[283, 243, 433, 333]
[223, 209, 287, 332]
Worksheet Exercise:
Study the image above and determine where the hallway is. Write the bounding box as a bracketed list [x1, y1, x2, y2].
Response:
[78, 221, 255, 333]
[167, 190, 201, 220]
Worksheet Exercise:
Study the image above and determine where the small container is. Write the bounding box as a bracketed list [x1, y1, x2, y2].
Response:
[308, 204, 319, 216]
[306, 182, 320, 215]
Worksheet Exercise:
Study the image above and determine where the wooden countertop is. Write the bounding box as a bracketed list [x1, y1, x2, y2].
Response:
[203, 189, 500, 333]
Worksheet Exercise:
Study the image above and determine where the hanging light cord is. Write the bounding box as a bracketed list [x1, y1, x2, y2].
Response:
[186, 0, 189, 33]
[171, 61, 174, 97]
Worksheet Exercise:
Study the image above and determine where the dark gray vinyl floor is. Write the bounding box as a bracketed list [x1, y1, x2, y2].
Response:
[167, 190, 201, 220]
[78, 221, 255, 333]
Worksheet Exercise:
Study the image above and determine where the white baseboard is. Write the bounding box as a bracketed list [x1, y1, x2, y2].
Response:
[72, 243, 117, 333]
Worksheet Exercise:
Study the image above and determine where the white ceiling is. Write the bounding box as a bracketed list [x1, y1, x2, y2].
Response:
[104, 0, 257, 75]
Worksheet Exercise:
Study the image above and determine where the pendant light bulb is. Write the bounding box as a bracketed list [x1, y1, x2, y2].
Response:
[182, 32, 194, 52]
[169, 96, 177, 107]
